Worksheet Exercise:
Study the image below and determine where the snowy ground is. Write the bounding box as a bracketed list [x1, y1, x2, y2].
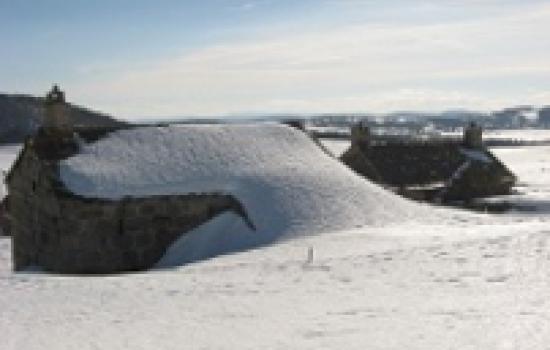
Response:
[487, 146, 550, 214]
[447, 129, 550, 142]
[2, 217, 550, 349]
[2, 135, 550, 349]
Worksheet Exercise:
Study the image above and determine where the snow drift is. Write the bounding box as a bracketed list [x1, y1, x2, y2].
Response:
[156, 212, 254, 267]
[60, 124, 439, 263]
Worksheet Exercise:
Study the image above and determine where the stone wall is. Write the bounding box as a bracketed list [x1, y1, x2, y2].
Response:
[8, 144, 253, 274]
[0, 197, 10, 236]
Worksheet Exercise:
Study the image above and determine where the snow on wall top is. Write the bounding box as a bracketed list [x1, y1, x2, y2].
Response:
[60, 124, 435, 238]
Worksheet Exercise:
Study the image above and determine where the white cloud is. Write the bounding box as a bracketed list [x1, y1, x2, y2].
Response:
[69, 2, 550, 118]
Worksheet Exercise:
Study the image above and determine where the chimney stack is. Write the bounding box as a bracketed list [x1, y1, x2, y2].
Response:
[463, 122, 482, 149]
[44, 85, 72, 136]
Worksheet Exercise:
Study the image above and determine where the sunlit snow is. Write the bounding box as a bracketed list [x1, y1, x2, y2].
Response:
[1, 129, 550, 349]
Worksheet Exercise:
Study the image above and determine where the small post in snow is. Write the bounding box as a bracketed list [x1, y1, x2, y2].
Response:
[306, 246, 314, 265]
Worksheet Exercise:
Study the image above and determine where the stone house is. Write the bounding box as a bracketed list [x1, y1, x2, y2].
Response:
[341, 122, 516, 202]
[5, 86, 253, 273]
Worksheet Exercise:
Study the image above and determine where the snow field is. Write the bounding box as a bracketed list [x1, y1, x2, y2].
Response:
[476, 129, 550, 142]
[1, 136, 550, 349]
[438, 129, 550, 142]
[2, 218, 550, 349]
[488, 146, 550, 214]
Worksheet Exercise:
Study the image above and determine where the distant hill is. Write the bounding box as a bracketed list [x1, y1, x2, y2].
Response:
[0, 93, 126, 144]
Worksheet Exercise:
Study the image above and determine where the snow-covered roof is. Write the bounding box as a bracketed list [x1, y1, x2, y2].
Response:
[60, 124, 432, 237]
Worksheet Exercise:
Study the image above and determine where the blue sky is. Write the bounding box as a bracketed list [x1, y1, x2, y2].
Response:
[2, 0, 550, 119]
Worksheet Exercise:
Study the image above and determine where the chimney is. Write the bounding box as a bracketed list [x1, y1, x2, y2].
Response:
[44, 85, 72, 136]
[463, 121, 482, 149]
[351, 121, 371, 149]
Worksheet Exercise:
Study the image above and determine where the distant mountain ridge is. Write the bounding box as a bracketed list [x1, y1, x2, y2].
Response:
[0, 93, 126, 144]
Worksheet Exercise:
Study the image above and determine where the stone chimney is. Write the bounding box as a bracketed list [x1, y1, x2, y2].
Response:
[351, 121, 371, 149]
[463, 121, 482, 149]
[44, 85, 72, 136]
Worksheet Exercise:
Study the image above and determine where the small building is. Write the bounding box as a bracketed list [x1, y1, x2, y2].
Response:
[5, 86, 252, 273]
[341, 122, 516, 202]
